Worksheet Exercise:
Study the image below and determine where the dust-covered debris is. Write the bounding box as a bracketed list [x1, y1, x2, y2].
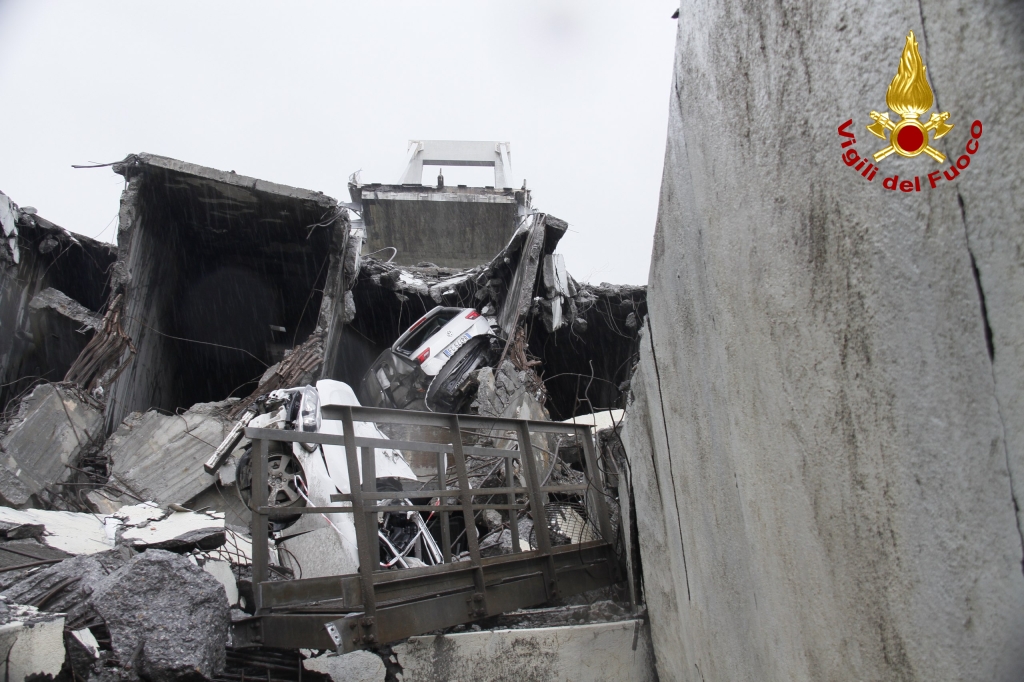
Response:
[0, 146, 650, 674]
[0, 506, 110, 555]
[112, 503, 226, 553]
[0, 383, 104, 508]
[101, 401, 232, 510]
[29, 287, 102, 331]
[88, 549, 230, 682]
[0, 597, 67, 681]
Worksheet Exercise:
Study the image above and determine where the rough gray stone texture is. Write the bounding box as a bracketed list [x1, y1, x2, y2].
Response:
[479, 517, 534, 557]
[392, 619, 656, 682]
[302, 650, 386, 682]
[28, 287, 101, 330]
[1, 551, 125, 622]
[470, 361, 556, 468]
[0, 384, 103, 506]
[623, 2, 1024, 680]
[89, 549, 229, 682]
[470, 361, 547, 422]
[103, 401, 229, 507]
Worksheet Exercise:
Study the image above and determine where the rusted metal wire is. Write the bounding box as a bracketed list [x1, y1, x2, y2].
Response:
[229, 335, 324, 419]
[64, 294, 136, 390]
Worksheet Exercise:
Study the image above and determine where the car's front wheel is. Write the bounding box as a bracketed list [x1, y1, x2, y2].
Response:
[425, 335, 497, 413]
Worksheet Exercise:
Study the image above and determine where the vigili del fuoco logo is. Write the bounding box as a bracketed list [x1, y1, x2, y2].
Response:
[838, 30, 983, 192]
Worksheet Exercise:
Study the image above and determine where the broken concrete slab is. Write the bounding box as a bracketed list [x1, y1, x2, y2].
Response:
[0, 193, 17, 245]
[0, 383, 103, 507]
[0, 192, 116, 414]
[1, 550, 126, 620]
[184, 482, 251, 528]
[303, 649, 386, 682]
[351, 180, 529, 269]
[479, 517, 534, 557]
[200, 559, 239, 607]
[560, 410, 624, 432]
[0, 506, 110, 555]
[277, 526, 358, 580]
[103, 401, 230, 508]
[0, 540, 72, 587]
[496, 213, 549, 335]
[89, 549, 229, 682]
[0, 468, 31, 514]
[0, 520, 44, 540]
[0, 599, 66, 681]
[392, 619, 656, 682]
[84, 488, 124, 515]
[481, 600, 634, 631]
[113, 504, 226, 552]
[66, 625, 103, 681]
[471, 361, 548, 423]
[470, 360, 556, 470]
[28, 287, 101, 331]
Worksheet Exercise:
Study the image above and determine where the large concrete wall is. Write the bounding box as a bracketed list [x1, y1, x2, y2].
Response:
[624, 1, 1024, 680]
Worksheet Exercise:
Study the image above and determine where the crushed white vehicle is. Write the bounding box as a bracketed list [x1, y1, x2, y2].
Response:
[205, 380, 421, 575]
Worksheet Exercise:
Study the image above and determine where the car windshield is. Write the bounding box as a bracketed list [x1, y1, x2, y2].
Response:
[395, 309, 458, 355]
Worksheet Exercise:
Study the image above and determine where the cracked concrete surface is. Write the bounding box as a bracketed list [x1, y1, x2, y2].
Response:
[915, 0, 1024, 573]
[392, 620, 655, 682]
[624, 0, 1024, 680]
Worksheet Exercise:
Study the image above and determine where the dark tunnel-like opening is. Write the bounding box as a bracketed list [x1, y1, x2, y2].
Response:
[331, 272, 447, 388]
[528, 287, 646, 421]
[0, 221, 116, 413]
[330, 264, 646, 421]
[115, 173, 334, 418]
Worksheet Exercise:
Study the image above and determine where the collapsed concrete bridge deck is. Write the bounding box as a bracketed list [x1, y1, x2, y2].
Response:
[0, 149, 652, 681]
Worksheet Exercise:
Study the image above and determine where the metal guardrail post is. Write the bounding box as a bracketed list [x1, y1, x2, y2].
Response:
[578, 425, 615, 546]
[360, 447, 376, 493]
[251, 437, 269, 611]
[516, 421, 557, 599]
[437, 451, 452, 563]
[506, 452, 520, 553]
[448, 414, 487, 617]
[340, 406, 378, 646]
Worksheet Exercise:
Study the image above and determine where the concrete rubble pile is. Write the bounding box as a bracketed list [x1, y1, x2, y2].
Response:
[0, 149, 652, 681]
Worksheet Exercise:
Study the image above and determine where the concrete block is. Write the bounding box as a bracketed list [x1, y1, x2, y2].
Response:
[1, 550, 125, 616]
[0, 384, 103, 506]
[0, 603, 65, 681]
[89, 549, 229, 682]
[278, 526, 358, 579]
[185, 482, 251, 528]
[115, 505, 226, 552]
[392, 619, 656, 682]
[202, 559, 239, 607]
[303, 650, 386, 682]
[103, 402, 228, 507]
[28, 287, 101, 330]
[0, 506, 110, 555]
[84, 489, 124, 515]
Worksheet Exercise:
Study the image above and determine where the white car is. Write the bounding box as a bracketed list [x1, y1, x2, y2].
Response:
[361, 306, 498, 412]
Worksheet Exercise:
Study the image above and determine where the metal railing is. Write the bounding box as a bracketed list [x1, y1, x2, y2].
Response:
[235, 404, 618, 651]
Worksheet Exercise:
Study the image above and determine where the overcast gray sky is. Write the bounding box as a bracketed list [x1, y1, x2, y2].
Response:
[0, 1, 676, 285]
